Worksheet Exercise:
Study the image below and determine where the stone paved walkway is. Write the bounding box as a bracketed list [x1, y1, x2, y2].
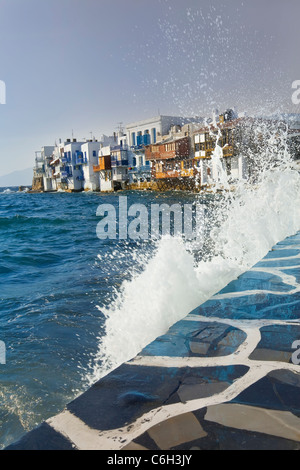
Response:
[6, 233, 300, 450]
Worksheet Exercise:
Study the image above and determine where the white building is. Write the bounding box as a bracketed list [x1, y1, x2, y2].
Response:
[60, 140, 85, 191]
[97, 145, 113, 192]
[81, 141, 101, 191]
[33, 146, 55, 192]
[126, 115, 201, 147]
[110, 134, 129, 190]
[126, 115, 203, 184]
[41, 146, 56, 191]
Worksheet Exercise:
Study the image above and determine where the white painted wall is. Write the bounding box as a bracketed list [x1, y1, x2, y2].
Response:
[63, 141, 84, 191]
[126, 116, 163, 147]
[81, 141, 101, 191]
[99, 172, 113, 191]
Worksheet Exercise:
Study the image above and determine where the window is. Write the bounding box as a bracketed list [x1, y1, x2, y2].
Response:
[137, 132, 143, 146]
[151, 128, 156, 144]
[93, 150, 97, 157]
[143, 131, 150, 146]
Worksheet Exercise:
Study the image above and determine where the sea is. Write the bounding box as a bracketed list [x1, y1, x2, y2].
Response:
[0, 137, 300, 449]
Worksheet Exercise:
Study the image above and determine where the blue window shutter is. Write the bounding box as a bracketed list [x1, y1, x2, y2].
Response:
[151, 128, 156, 144]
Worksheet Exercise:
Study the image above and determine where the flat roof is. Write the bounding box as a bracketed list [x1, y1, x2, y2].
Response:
[126, 115, 194, 130]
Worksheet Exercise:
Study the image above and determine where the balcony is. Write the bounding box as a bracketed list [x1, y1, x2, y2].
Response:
[61, 156, 71, 164]
[93, 156, 111, 172]
[222, 145, 234, 157]
[110, 144, 129, 152]
[33, 166, 44, 174]
[74, 156, 88, 165]
[155, 170, 181, 179]
[128, 165, 151, 174]
[111, 159, 128, 168]
[74, 151, 88, 165]
[131, 144, 145, 151]
[50, 157, 60, 166]
[61, 171, 73, 179]
[146, 149, 177, 161]
[180, 168, 194, 178]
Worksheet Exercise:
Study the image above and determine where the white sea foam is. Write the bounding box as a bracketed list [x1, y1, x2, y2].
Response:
[87, 122, 300, 385]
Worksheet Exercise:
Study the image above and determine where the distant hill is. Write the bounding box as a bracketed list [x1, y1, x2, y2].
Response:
[0, 167, 33, 188]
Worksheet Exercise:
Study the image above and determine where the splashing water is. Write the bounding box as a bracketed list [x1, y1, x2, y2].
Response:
[87, 119, 300, 385]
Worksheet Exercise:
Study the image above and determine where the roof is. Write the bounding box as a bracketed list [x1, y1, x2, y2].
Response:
[126, 115, 199, 130]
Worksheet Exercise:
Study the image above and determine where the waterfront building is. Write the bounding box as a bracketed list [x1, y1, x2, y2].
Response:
[110, 135, 129, 190]
[93, 132, 129, 191]
[64, 140, 86, 191]
[81, 140, 101, 191]
[48, 139, 85, 192]
[126, 115, 203, 186]
[49, 142, 64, 191]
[145, 135, 196, 190]
[126, 115, 202, 148]
[32, 146, 55, 191]
[144, 120, 204, 190]
[41, 146, 56, 191]
[93, 145, 113, 192]
[193, 112, 248, 187]
[32, 111, 300, 194]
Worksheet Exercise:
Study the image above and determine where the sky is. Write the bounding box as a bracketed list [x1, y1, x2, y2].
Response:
[0, 0, 300, 177]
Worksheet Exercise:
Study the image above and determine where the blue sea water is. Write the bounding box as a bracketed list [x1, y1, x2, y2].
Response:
[0, 187, 207, 449]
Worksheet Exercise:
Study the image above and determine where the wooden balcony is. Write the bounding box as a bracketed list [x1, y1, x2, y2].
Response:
[180, 168, 194, 178]
[222, 145, 234, 157]
[155, 166, 196, 180]
[146, 137, 190, 162]
[155, 170, 181, 179]
[93, 155, 111, 172]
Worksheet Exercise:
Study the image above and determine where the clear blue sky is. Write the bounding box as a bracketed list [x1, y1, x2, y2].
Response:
[0, 0, 299, 176]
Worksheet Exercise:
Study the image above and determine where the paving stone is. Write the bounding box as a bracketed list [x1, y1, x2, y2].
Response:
[249, 348, 292, 362]
[204, 403, 300, 442]
[189, 341, 210, 355]
[147, 412, 207, 450]
[268, 369, 300, 387]
[122, 441, 148, 451]
[177, 381, 230, 402]
[232, 372, 300, 416]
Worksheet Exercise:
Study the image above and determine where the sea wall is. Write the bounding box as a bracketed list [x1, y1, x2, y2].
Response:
[5, 232, 300, 450]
